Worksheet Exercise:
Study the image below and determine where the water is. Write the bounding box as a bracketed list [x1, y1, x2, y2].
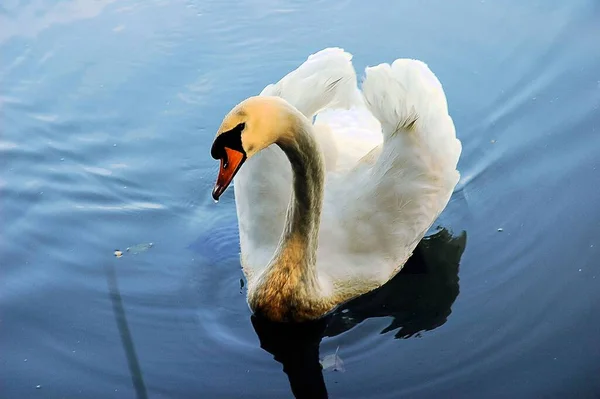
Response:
[1, 1, 600, 398]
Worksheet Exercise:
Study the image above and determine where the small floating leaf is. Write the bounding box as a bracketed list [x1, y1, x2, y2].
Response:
[320, 346, 345, 372]
[126, 242, 153, 254]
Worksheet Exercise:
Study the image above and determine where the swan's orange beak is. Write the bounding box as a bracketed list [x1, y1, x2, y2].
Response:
[212, 147, 246, 201]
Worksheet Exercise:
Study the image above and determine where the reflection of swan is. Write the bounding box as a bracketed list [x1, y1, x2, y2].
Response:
[210, 48, 462, 321]
[252, 316, 329, 399]
[252, 228, 466, 399]
[325, 228, 466, 339]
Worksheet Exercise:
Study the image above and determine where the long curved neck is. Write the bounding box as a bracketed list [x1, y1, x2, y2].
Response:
[249, 113, 327, 321]
[272, 116, 324, 273]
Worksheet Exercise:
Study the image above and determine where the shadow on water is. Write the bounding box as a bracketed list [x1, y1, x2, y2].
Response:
[251, 228, 467, 399]
[106, 264, 149, 399]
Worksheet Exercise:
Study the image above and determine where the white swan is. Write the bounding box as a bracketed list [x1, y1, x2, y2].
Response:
[210, 48, 461, 322]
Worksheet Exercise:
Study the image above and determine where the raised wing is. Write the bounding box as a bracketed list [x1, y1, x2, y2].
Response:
[317, 59, 461, 284]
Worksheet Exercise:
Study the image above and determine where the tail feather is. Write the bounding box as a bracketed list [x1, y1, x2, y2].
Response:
[361, 58, 461, 176]
[361, 59, 450, 138]
[260, 48, 358, 119]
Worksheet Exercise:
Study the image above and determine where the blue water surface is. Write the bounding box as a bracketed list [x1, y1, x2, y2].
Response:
[1, 1, 600, 398]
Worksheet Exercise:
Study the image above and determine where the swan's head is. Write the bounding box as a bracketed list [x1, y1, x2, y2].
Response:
[210, 96, 296, 200]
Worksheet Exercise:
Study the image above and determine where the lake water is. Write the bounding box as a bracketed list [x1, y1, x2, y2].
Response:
[1, 1, 600, 398]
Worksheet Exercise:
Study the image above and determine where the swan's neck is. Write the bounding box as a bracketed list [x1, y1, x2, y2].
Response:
[276, 121, 324, 266]
[249, 115, 329, 321]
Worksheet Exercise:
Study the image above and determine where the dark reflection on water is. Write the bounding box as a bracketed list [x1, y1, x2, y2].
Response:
[252, 228, 466, 398]
[253, 317, 329, 399]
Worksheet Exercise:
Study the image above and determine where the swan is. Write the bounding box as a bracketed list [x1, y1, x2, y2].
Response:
[210, 48, 461, 322]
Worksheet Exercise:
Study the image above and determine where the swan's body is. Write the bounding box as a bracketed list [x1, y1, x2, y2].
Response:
[210, 48, 461, 322]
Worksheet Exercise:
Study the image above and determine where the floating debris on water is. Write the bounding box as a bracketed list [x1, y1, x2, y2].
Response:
[126, 242, 153, 254]
[114, 243, 154, 257]
[36, 385, 41, 389]
[320, 346, 345, 373]
[491, 139, 496, 144]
